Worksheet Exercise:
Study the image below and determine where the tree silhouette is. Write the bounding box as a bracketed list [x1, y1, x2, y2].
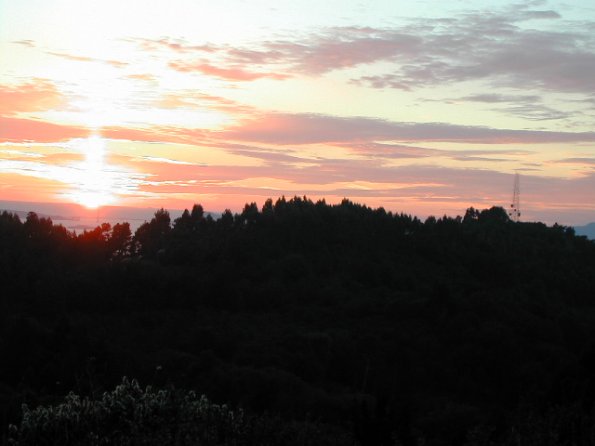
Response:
[1, 199, 595, 445]
[134, 208, 171, 257]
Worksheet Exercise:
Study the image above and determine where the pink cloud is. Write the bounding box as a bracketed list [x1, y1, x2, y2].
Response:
[10, 108, 586, 151]
[266, 31, 422, 75]
[3, 118, 590, 224]
[221, 113, 595, 145]
[41, 110, 593, 152]
[556, 158, 595, 165]
[139, 30, 421, 76]
[339, 142, 440, 159]
[127, 5, 595, 100]
[115, 149, 595, 224]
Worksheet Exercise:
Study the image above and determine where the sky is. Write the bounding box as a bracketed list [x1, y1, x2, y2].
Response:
[1, 0, 595, 225]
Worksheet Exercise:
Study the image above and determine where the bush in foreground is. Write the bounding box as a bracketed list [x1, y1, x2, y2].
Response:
[7, 378, 351, 446]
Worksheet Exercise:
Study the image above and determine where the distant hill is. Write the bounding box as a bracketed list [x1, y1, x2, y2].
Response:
[0, 199, 182, 221]
[0, 199, 219, 232]
[575, 222, 595, 239]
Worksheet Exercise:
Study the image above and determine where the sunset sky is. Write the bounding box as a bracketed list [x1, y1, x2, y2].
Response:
[1, 0, 595, 224]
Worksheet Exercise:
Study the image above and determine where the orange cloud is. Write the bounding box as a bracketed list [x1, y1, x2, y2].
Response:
[100, 126, 205, 145]
[0, 173, 66, 203]
[129, 37, 219, 54]
[47, 51, 128, 68]
[155, 91, 253, 116]
[169, 61, 289, 81]
[125, 73, 156, 81]
[0, 80, 65, 115]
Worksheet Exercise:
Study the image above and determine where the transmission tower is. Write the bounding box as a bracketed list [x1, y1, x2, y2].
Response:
[508, 173, 521, 222]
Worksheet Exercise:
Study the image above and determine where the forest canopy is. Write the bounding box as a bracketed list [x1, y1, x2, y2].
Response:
[1, 197, 595, 445]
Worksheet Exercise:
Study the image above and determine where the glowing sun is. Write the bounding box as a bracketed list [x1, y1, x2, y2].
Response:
[67, 135, 116, 209]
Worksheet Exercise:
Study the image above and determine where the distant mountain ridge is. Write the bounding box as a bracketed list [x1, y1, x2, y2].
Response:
[575, 222, 595, 239]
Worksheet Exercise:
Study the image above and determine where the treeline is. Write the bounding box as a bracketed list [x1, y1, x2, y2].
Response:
[1, 197, 595, 445]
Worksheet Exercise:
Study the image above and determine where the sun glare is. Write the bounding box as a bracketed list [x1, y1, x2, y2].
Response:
[67, 135, 116, 209]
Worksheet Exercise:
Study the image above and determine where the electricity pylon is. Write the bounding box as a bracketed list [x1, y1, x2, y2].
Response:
[508, 173, 521, 222]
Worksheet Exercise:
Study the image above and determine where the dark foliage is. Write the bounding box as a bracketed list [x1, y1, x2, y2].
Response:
[1, 198, 595, 445]
[7, 377, 349, 446]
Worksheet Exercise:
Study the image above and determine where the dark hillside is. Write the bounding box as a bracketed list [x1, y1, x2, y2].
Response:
[2, 197, 595, 445]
